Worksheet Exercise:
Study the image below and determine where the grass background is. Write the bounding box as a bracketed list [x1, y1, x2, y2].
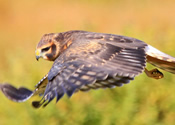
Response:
[0, 0, 175, 125]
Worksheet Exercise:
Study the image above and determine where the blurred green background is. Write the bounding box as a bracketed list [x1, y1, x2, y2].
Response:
[0, 0, 175, 125]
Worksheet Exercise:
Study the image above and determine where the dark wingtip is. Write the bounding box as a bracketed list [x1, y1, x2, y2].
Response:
[66, 89, 76, 97]
[0, 83, 33, 102]
[32, 98, 50, 108]
[43, 102, 50, 108]
[32, 101, 43, 108]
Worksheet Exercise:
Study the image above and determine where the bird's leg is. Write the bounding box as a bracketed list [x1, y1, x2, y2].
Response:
[144, 68, 164, 79]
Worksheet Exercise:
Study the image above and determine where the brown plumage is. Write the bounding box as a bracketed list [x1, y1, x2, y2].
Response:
[1, 30, 175, 108]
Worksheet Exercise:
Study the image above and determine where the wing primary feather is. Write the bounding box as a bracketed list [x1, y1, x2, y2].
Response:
[64, 81, 78, 97]
[32, 99, 46, 108]
[55, 89, 64, 103]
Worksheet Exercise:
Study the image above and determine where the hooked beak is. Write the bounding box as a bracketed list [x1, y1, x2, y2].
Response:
[36, 56, 40, 61]
[35, 49, 41, 61]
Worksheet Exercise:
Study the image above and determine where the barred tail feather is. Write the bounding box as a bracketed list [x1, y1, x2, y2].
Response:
[145, 45, 175, 74]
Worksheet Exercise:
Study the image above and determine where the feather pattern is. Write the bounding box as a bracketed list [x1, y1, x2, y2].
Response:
[32, 31, 147, 108]
[1, 30, 175, 108]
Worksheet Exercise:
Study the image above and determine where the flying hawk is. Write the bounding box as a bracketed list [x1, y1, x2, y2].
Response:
[1, 30, 175, 108]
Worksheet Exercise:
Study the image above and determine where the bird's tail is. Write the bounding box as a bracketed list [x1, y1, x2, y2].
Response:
[145, 45, 175, 74]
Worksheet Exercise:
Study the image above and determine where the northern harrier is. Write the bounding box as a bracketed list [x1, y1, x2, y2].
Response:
[0, 30, 175, 108]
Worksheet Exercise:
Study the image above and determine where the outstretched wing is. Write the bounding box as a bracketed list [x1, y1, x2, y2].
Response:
[33, 32, 147, 108]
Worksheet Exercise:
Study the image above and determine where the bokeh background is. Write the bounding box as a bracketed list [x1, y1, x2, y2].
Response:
[0, 0, 175, 125]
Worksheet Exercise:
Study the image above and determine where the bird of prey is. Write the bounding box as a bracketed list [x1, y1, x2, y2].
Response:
[0, 30, 175, 108]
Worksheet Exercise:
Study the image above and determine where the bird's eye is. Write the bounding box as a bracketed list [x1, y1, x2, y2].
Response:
[41, 47, 50, 52]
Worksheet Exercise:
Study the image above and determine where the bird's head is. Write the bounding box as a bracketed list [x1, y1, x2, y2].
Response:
[35, 33, 63, 61]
